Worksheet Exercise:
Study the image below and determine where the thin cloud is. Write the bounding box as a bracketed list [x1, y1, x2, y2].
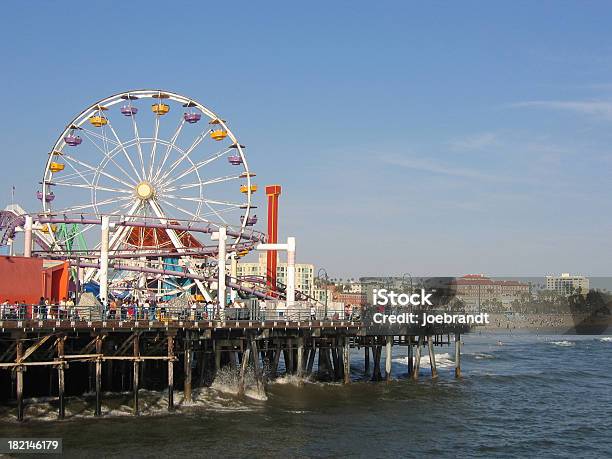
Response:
[511, 100, 612, 120]
[449, 132, 498, 151]
[382, 156, 500, 181]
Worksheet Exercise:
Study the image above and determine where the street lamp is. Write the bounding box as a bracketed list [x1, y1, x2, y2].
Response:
[317, 267, 329, 319]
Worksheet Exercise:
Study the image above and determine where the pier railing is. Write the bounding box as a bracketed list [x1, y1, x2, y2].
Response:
[0, 304, 358, 323]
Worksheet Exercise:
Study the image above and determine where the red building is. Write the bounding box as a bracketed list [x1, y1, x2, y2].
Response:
[453, 274, 529, 297]
[0, 256, 70, 305]
[333, 292, 367, 307]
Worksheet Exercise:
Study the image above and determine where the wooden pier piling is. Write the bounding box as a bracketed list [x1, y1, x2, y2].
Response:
[57, 336, 65, 419]
[343, 337, 350, 384]
[133, 333, 140, 415]
[306, 339, 315, 375]
[411, 336, 422, 380]
[455, 333, 461, 378]
[15, 339, 23, 422]
[184, 332, 192, 404]
[238, 345, 250, 396]
[297, 338, 304, 378]
[385, 336, 393, 382]
[249, 337, 264, 394]
[428, 336, 438, 379]
[371, 344, 382, 381]
[272, 341, 281, 377]
[167, 334, 174, 411]
[407, 341, 414, 376]
[95, 336, 102, 416]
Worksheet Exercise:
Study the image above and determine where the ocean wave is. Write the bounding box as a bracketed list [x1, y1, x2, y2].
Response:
[471, 352, 496, 360]
[549, 340, 575, 347]
[599, 337, 612, 342]
[392, 352, 454, 369]
[0, 384, 264, 423]
[272, 374, 311, 386]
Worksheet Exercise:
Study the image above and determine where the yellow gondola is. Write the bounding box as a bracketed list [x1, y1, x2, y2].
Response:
[40, 224, 57, 233]
[238, 249, 249, 257]
[49, 162, 65, 173]
[152, 103, 170, 115]
[89, 115, 108, 127]
[240, 184, 257, 193]
[211, 129, 228, 141]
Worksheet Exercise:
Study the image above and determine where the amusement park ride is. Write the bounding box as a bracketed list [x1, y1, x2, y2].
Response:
[0, 89, 302, 310]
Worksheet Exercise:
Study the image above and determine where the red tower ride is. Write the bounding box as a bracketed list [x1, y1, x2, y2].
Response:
[265, 185, 281, 292]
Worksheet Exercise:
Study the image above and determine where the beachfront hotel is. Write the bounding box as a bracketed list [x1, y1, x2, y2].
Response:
[545, 273, 590, 296]
[236, 253, 315, 297]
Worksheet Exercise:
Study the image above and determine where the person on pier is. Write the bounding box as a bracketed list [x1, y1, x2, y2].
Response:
[61, 297, 69, 319]
[109, 299, 117, 319]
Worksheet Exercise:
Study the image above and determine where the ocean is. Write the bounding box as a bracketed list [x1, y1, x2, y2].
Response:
[1, 332, 611, 458]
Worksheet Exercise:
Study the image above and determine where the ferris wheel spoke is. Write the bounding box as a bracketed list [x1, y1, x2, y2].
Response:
[161, 174, 242, 193]
[106, 121, 143, 182]
[201, 205, 241, 218]
[62, 153, 137, 190]
[152, 119, 186, 183]
[164, 194, 243, 208]
[162, 195, 204, 203]
[157, 129, 211, 183]
[130, 112, 147, 179]
[53, 153, 99, 188]
[202, 201, 229, 224]
[202, 198, 244, 208]
[51, 169, 95, 184]
[55, 166, 93, 188]
[148, 200, 191, 251]
[160, 148, 232, 188]
[59, 195, 133, 213]
[105, 200, 143, 253]
[79, 127, 120, 147]
[148, 116, 161, 181]
[53, 181, 132, 194]
[157, 198, 202, 222]
[81, 129, 139, 186]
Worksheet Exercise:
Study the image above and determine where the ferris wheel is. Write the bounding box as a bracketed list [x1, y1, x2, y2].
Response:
[38, 89, 259, 298]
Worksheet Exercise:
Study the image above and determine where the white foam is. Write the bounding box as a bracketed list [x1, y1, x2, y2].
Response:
[392, 352, 454, 369]
[549, 340, 575, 347]
[472, 352, 495, 360]
[599, 337, 612, 342]
[210, 366, 268, 401]
[272, 374, 311, 386]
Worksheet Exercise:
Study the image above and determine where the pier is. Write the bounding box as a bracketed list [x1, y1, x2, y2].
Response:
[0, 312, 465, 420]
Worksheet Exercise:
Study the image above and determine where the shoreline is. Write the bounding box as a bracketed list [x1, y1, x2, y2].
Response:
[475, 312, 612, 334]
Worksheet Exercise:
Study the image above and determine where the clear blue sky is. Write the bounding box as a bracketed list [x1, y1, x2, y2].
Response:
[2, 1, 612, 277]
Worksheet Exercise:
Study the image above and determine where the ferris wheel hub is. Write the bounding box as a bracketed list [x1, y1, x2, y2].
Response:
[135, 181, 155, 200]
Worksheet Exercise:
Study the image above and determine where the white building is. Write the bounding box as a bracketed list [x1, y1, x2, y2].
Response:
[236, 253, 314, 297]
[546, 273, 590, 296]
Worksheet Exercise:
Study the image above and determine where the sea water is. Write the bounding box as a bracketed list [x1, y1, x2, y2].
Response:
[1, 333, 611, 458]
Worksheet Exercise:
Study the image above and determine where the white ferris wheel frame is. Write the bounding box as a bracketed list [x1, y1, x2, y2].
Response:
[41, 89, 253, 254]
